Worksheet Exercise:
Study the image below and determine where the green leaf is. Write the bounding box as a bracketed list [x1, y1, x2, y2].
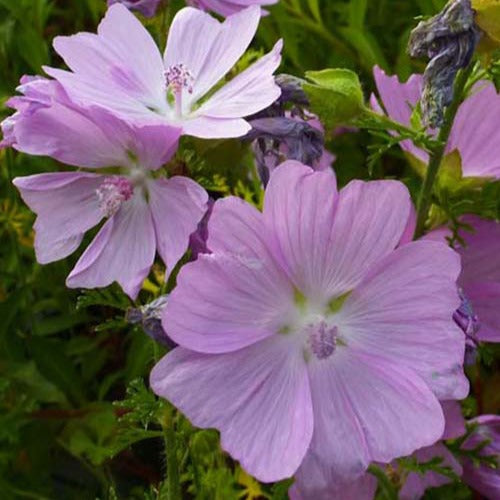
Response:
[303, 68, 366, 129]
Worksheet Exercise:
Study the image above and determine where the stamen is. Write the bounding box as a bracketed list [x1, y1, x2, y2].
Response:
[96, 176, 133, 217]
[165, 63, 194, 117]
[307, 321, 338, 360]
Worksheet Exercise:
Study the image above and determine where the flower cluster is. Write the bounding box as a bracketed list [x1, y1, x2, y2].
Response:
[2, 1, 500, 499]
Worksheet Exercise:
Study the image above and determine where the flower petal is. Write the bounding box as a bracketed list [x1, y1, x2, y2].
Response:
[163, 251, 295, 353]
[337, 240, 468, 400]
[290, 453, 377, 500]
[48, 4, 166, 118]
[263, 161, 338, 302]
[307, 349, 445, 477]
[150, 336, 313, 483]
[164, 6, 260, 106]
[66, 194, 155, 299]
[196, 40, 282, 119]
[13, 173, 103, 263]
[181, 115, 250, 138]
[448, 82, 500, 178]
[148, 177, 208, 276]
[372, 67, 428, 163]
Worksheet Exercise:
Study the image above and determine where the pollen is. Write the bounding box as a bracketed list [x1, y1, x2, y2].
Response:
[96, 176, 134, 217]
[306, 321, 338, 360]
[165, 63, 194, 94]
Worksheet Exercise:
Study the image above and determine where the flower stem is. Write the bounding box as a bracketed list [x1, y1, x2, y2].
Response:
[161, 404, 181, 500]
[414, 64, 474, 238]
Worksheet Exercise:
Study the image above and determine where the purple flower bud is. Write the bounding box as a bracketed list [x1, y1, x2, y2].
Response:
[246, 117, 324, 185]
[107, 0, 162, 17]
[189, 200, 214, 258]
[126, 295, 175, 347]
[453, 287, 480, 365]
[408, 0, 480, 127]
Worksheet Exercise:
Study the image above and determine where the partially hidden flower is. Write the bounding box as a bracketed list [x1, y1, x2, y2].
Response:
[372, 67, 500, 180]
[43, 4, 282, 139]
[7, 77, 208, 299]
[461, 415, 500, 499]
[247, 113, 334, 185]
[126, 295, 175, 347]
[187, 0, 278, 17]
[407, 0, 480, 127]
[107, 0, 161, 17]
[425, 216, 500, 343]
[150, 161, 468, 483]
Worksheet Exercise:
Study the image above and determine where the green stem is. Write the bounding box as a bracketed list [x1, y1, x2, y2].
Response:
[162, 405, 181, 500]
[414, 64, 474, 238]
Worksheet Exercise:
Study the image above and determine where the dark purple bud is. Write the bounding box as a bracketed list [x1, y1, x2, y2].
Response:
[126, 295, 175, 348]
[189, 199, 214, 258]
[453, 288, 480, 365]
[246, 117, 324, 185]
[408, 0, 480, 127]
[275, 74, 309, 107]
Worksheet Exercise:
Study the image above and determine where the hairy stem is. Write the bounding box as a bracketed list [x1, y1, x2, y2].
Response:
[414, 64, 474, 238]
[161, 404, 181, 500]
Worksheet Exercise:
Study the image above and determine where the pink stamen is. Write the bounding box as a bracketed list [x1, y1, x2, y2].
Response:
[96, 176, 133, 217]
[165, 63, 194, 117]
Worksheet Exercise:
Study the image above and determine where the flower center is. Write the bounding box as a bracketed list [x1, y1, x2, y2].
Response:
[305, 320, 338, 360]
[165, 63, 194, 118]
[96, 176, 134, 217]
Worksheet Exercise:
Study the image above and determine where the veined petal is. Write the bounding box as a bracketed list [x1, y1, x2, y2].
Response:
[163, 250, 295, 353]
[164, 6, 260, 106]
[13, 172, 103, 263]
[181, 115, 250, 138]
[448, 82, 500, 178]
[148, 177, 208, 276]
[337, 240, 468, 400]
[66, 193, 156, 299]
[196, 40, 282, 119]
[307, 349, 444, 477]
[263, 161, 338, 302]
[150, 336, 313, 482]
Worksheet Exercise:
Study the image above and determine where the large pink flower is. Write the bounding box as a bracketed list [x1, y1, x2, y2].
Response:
[44, 4, 282, 139]
[188, 0, 278, 17]
[372, 67, 500, 179]
[150, 161, 468, 482]
[9, 77, 207, 299]
[425, 216, 500, 343]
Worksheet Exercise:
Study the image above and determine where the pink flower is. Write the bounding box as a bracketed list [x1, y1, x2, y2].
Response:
[44, 4, 282, 139]
[107, 0, 161, 17]
[372, 67, 500, 179]
[150, 161, 468, 482]
[461, 415, 500, 499]
[188, 0, 278, 17]
[9, 77, 207, 299]
[425, 216, 500, 343]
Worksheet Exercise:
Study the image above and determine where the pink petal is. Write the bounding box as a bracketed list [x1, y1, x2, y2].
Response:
[441, 400, 466, 440]
[181, 115, 250, 138]
[466, 282, 500, 342]
[290, 452, 377, 500]
[150, 337, 313, 482]
[48, 4, 166, 118]
[372, 66, 428, 163]
[448, 82, 500, 178]
[66, 194, 155, 299]
[196, 40, 282, 119]
[163, 248, 295, 353]
[307, 349, 445, 477]
[337, 240, 468, 400]
[164, 6, 260, 107]
[399, 443, 462, 500]
[148, 177, 208, 276]
[13, 173, 103, 263]
[263, 161, 338, 301]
